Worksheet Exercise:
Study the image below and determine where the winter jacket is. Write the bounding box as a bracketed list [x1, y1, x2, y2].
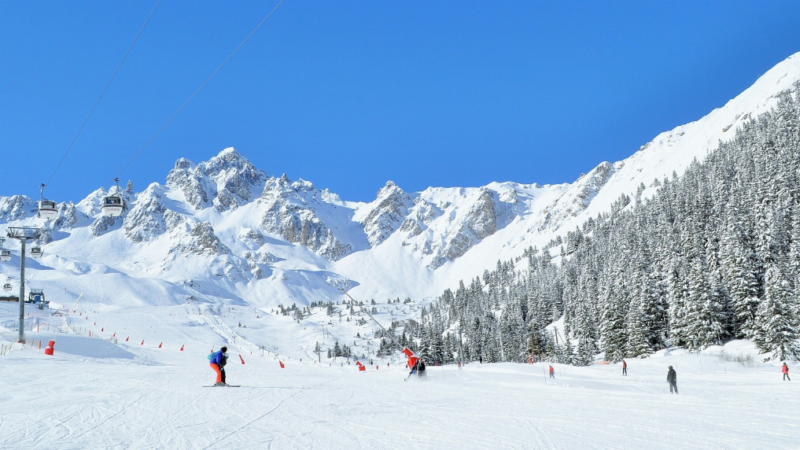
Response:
[210, 350, 226, 366]
[782, 365, 789, 374]
[667, 368, 677, 383]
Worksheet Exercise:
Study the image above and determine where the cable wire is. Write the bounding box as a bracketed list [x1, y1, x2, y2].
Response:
[114, 0, 285, 180]
[45, 0, 162, 187]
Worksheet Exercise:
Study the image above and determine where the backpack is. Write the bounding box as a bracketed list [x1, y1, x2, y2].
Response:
[207, 353, 215, 361]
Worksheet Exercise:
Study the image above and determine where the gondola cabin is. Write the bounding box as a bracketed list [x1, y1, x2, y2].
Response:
[2, 282, 11, 292]
[30, 246, 43, 259]
[0, 249, 10, 261]
[101, 195, 124, 217]
[37, 200, 58, 220]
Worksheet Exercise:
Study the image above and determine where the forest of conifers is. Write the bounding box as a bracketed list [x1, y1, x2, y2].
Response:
[404, 85, 800, 365]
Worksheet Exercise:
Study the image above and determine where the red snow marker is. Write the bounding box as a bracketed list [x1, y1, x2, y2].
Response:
[180, 345, 184, 352]
[125, 336, 129, 342]
[101, 328, 104, 332]
[141, 340, 145, 346]
[239, 354, 245, 364]
[44, 340, 55, 356]
[158, 342, 163, 349]
[279, 361, 285, 369]
[112, 332, 116, 337]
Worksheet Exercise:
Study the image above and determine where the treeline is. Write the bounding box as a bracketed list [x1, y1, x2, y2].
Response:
[403, 84, 800, 364]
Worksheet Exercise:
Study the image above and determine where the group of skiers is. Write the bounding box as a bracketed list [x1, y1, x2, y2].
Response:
[207, 346, 793, 389]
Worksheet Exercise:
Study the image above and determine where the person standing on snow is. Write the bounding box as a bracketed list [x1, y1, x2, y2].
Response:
[549, 365, 555, 378]
[667, 365, 678, 394]
[622, 359, 628, 376]
[782, 363, 790, 381]
[209, 346, 229, 386]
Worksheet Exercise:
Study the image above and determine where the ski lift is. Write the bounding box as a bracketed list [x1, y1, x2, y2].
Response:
[37, 183, 58, 220]
[2, 282, 11, 292]
[30, 246, 43, 259]
[101, 178, 125, 217]
[0, 238, 10, 261]
[28, 289, 47, 309]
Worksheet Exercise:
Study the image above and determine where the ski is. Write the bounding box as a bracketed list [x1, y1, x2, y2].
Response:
[203, 385, 241, 387]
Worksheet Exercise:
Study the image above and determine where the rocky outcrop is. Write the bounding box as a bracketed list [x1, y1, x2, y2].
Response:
[170, 220, 229, 256]
[166, 148, 267, 212]
[90, 216, 117, 237]
[260, 174, 352, 260]
[0, 195, 32, 222]
[357, 181, 413, 246]
[123, 185, 168, 243]
[53, 203, 78, 230]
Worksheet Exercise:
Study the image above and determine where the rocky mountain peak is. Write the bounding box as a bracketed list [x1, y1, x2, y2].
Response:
[166, 148, 267, 212]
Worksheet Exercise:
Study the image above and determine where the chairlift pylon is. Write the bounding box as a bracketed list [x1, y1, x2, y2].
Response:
[101, 178, 125, 217]
[37, 183, 58, 221]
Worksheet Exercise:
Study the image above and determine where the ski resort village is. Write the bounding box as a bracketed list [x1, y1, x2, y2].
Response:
[2, 3, 799, 449]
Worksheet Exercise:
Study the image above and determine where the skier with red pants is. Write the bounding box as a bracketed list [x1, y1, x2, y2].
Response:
[209, 346, 229, 386]
[782, 363, 790, 381]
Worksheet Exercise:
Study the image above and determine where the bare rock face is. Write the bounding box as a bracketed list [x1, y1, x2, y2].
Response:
[543, 161, 616, 229]
[90, 216, 117, 237]
[53, 202, 78, 230]
[466, 189, 497, 240]
[166, 148, 267, 212]
[260, 174, 352, 261]
[123, 185, 168, 243]
[0, 195, 32, 222]
[358, 181, 413, 247]
[170, 220, 230, 256]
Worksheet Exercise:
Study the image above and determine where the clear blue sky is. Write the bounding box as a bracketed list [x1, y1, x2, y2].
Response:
[2, 1, 799, 203]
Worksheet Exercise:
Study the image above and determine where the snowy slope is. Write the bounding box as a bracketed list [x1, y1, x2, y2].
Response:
[1, 302, 797, 449]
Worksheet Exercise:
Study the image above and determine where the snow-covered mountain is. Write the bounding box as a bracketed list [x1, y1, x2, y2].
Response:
[3, 53, 800, 310]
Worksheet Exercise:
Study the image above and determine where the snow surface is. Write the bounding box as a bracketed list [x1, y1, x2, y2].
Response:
[1, 304, 798, 449]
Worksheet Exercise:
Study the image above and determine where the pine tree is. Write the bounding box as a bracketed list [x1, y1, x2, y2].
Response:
[754, 261, 800, 360]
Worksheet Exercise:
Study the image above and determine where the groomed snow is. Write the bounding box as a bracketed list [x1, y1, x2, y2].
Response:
[1, 304, 797, 449]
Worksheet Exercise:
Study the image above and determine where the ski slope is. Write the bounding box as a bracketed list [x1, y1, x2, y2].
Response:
[1, 304, 797, 449]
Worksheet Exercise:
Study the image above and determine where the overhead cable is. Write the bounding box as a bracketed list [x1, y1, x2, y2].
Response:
[114, 0, 285, 180]
[46, 0, 162, 187]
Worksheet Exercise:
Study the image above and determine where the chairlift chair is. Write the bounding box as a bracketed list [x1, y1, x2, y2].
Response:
[2, 283, 11, 292]
[29, 289, 45, 305]
[30, 246, 43, 259]
[37, 184, 58, 220]
[101, 178, 125, 217]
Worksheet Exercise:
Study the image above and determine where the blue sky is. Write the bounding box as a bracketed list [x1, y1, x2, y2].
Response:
[2, 1, 800, 203]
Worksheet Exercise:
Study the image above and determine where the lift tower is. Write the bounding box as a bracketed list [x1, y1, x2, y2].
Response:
[6, 227, 42, 343]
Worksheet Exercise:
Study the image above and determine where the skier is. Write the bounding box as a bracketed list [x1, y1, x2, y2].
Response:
[782, 362, 790, 381]
[403, 347, 419, 376]
[622, 359, 628, 376]
[418, 359, 427, 378]
[667, 365, 678, 394]
[209, 346, 229, 386]
[549, 365, 555, 378]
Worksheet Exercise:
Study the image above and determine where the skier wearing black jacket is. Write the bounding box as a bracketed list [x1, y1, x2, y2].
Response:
[667, 366, 678, 394]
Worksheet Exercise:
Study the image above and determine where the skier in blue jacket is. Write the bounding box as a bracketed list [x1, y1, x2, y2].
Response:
[209, 347, 229, 386]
